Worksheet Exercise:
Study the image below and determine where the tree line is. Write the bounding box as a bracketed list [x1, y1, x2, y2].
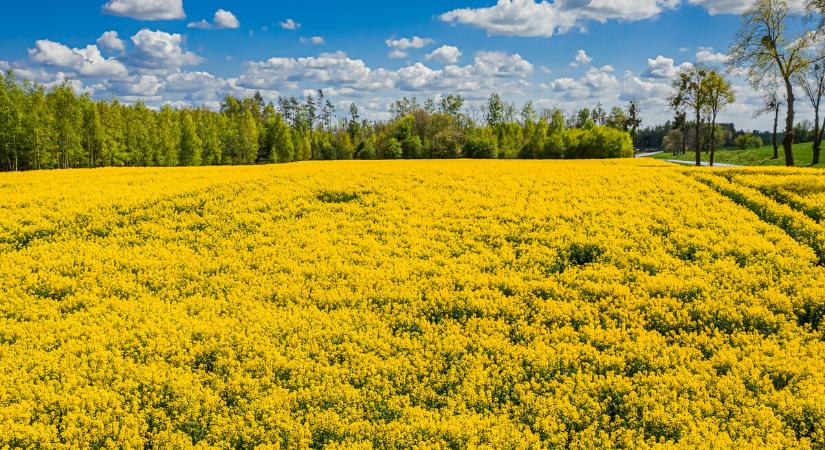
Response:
[0, 73, 645, 172]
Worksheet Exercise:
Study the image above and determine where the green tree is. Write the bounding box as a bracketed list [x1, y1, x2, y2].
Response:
[606, 106, 627, 130]
[0, 72, 26, 171]
[495, 123, 523, 158]
[335, 131, 355, 160]
[402, 135, 422, 159]
[729, 0, 822, 166]
[463, 128, 498, 158]
[81, 98, 104, 168]
[520, 101, 537, 124]
[753, 79, 784, 160]
[701, 71, 736, 166]
[157, 106, 180, 166]
[198, 112, 224, 165]
[358, 138, 377, 160]
[484, 93, 505, 127]
[23, 85, 54, 170]
[125, 102, 156, 166]
[439, 94, 464, 119]
[380, 137, 402, 159]
[672, 66, 708, 166]
[265, 114, 294, 163]
[48, 83, 83, 169]
[797, 58, 824, 165]
[179, 112, 202, 166]
[235, 110, 260, 164]
[591, 103, 607, 126]
[521, 118, 548, 158]
[570, 108, 592, 129]
[625, 100, 642, 150]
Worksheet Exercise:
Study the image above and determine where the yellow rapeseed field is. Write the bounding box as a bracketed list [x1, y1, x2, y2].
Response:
[1, 160, 824, 449]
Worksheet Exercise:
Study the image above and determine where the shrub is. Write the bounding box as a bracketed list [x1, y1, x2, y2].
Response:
[543, 132, 566, 159]
[380, 138, 403, 159]
[402, 135, 422, 159]
[463, 129, 499, 159]
[357, 140, 376, 160]
[561, 126, 633, 159]
[736, 133, 764, 150]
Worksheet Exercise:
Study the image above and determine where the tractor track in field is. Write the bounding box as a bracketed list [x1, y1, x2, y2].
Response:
[682, 170, 825, 266]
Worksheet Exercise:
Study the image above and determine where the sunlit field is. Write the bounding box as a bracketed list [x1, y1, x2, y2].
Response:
[1, 160, 824, 448]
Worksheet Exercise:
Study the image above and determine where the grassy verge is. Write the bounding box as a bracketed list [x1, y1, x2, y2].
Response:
[651, 142, 821, 167]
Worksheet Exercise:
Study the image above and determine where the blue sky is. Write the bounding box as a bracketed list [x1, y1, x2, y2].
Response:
[0, 0, 808, 128]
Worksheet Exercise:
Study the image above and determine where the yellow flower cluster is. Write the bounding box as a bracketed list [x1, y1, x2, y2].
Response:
[0, 160, 824, 449]
[722, 168, 825, 224]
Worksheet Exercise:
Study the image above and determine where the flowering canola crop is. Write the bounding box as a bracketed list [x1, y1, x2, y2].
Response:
[0, 160, 824, 449]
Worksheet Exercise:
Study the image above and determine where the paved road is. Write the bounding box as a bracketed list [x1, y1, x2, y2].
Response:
[664, 159, 740, 167]
[635, 151, 663, 158]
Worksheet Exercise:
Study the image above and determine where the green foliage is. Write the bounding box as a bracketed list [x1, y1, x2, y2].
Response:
[494, 123, 523, 159]
[179, 112, 202, 166]
[463, 128, 499, 159]
[264, 115, 294, 163]
[157, 106, 180, 167]
[736, 133, 766, 150]
[380, 137, 402, 159]
[81, 98, 104, 168]
[0, 74, 638, 171]
[520, 119, 548, 159]
[564, 126, 634, 159]
[335, 131, 354, 160]
[543, 132, 566, 159]
[49, 83, 84, 169]
[402, 135, 422, 159]
[357, 139, 377, 160]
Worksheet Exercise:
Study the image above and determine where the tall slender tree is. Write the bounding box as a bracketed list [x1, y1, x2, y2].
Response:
[81, 97, 104, 168]
[672, 66, 708, 166]
[702, 71, 736, 166]
[179, 112, 202, 166]
[729, 0, 822, 166]
[49, 83, 83, 169]
[0, 71, 25, 171]
[797, 58, 824, 165]
[625, 101, 642, 150]
[754, 78, 785, 160]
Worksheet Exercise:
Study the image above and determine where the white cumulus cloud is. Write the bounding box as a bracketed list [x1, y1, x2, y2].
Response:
[188, 9, 240, 30]
[426, 45, 462, 64]
[238, 51, 393, 92]
[97, 31, 126, 53]
[102, 0, 185, 21]
[440, 0, 679, 38]
[28, 40, 128, 78]
[643, 55, 693, 78]
[129, 29, 203, 69]
[695, 47, 730, 64]
[385, 36, 435, 50]
[280, 19, 301, 30]
[570, 49, 592, 68]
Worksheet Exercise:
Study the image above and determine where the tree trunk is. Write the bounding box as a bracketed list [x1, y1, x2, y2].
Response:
[695, 110, 702, 166]
[710, 114, 717, 167]
[772, 106, 779, 159]
[783, 77, 795, 167]
[813, 106, 821, 166]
